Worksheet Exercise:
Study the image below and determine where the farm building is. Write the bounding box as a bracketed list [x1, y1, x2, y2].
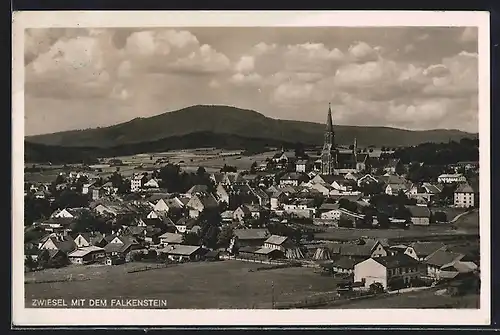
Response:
[68, 246, 106, 265]
[354, 254, 423, 290]
[406, 205, 431, 226]
[237, 246, 285, 261]
[161, 245, 206, 262]
[233, 228, 271, 247]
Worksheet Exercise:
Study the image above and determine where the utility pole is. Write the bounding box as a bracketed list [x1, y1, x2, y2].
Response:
[271, 280, 275, 309]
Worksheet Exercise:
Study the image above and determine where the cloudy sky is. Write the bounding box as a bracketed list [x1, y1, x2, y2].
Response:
[24, 26, 478, 136]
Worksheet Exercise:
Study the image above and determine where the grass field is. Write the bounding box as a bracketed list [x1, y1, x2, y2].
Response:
[314, 225, 475, 242]
[25, 260, 341, 309]
[326, 289, 479, 309]
[452, 210, 479, 233]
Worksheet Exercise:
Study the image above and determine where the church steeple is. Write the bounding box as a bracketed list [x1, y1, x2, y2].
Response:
[321, 102, 337, 175]
[323, 102, 334, 147]
[353, 137, 358, 162]
[326, 102, 333, 133]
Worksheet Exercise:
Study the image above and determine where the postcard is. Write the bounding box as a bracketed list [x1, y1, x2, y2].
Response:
[12, 10, 491, 326]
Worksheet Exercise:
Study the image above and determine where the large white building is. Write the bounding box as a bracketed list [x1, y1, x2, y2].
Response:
[131, 174, 146, 192]
[454, 183, 476, 208]
[354, 254, 423, 290]
[437, 173, 466, 184]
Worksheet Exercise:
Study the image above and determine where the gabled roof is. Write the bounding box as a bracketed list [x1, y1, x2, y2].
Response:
[379, 174, 407, 185]
[68, 246, 105, 257]
[46, 235, 77, 253]
[254, 247, 282, 255]
[244, 204, 263, 212]
[340, 244, 373, 257]
[406, 205, 431, 218]
[221, 210, 234, 219]
[234, 228, 270, 240]
[196, 194, 219, 208]
[251, 188, 269, 201]
[409, 242, 446, 257]
[159, 232, 183, 244]
[441, 260, 478, 273]
[386, 183, 407, 191]
[281, 172, 303, 180]
[422, 182, 443, 194]
[104, 242, 133, 253]
[333, 179, 357, 187]
[358, 174, 379, 182]
[438, 173, 464, 179]
[455, 183, 475, 193]
[319, 203, 340, 211]
[424, 248, 465, 267]
[372, 253, 420, 269]
[175, 217, 198, 228]
[125, 226, 146, 236]
[264, 235, 289, 245]
[243, 174, 259, 181]
[331, 256, 358, 269]
[187, 184, 209, 195]
[316, 174, 344, 185]
[385, 158, 401, 168]
[163, 245, 202, 256]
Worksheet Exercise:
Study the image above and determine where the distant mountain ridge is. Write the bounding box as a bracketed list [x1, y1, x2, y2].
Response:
[26, 104, 476, 149]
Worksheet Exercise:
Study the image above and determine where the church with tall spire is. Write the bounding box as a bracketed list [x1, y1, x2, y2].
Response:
[320, 103, 370, 175]
[320, 103, 337, 175]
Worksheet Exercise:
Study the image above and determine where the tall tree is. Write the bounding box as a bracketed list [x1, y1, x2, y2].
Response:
[217, 226, 234, 248]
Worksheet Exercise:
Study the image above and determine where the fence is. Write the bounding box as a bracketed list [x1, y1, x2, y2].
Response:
[127, 263, 172, 273]
[221, 254, 287, 265]
[274, 290, 395, 309]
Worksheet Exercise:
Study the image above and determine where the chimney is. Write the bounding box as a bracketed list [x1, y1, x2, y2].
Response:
[170, 245, 175, 250]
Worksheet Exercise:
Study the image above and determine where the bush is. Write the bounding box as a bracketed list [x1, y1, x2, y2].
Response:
[369, 282, 385, 294]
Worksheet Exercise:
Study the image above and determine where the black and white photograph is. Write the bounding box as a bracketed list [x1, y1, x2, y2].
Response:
[12, 10, 490, 326]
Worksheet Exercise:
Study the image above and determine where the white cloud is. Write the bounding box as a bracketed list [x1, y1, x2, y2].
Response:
[348, 41, 379, 62]
[423, 51, 478, 97]
[26, 34, 116, 99]
[209, 79, 221, 89]
[253, 42, 277, 55]
[284, 43, 344, 72]
[124, 30, 230, 74]
[229, 72, 262, 86]
[334, 59, 399, 88]
[271, 82, 315, 106]
[404, 44, 416, 53]
[417, 33, 429, 41]
[423, 64, 450, 77]
[234, 55, 255, 74]
[117, 60, 132, 78]
[460, 27, 477, 43]
[171, 44, 231, 74]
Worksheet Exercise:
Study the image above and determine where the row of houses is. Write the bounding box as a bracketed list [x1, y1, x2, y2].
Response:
[313, 239, 479, 290]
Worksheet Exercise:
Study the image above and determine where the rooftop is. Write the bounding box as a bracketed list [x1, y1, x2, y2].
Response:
[372, 253, 420, 269]
[264, 235, 289, 245]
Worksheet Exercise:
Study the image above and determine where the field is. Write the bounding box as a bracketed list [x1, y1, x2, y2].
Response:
[452, 209, 480, 233]
[25, 260, 341, 309]
[314, 225, 477, 243]
[325, 289, 479, 309]
[25, 149, 279, 183]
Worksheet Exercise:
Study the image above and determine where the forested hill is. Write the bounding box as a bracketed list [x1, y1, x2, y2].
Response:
[26, 105, 476, 149]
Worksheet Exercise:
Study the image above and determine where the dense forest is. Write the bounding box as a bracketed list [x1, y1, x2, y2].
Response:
[392, 138, 479, 165]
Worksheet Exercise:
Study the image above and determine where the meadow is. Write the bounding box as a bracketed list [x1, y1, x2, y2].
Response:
[25, 149, 280, 183]
[325, 289, 479, 309]
[25, 260, 341, 309]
